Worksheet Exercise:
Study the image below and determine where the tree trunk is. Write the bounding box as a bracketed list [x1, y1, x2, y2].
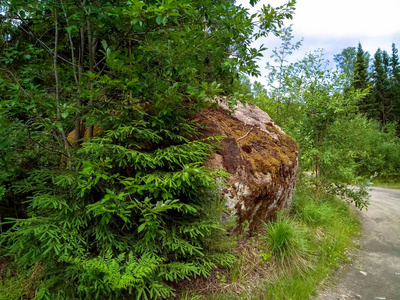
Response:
[61, 0, 82, 147]
[315, 158, 321, 195]
[129, 39, 132, 101]
[54, 9, 71, 167]
[87, 19, 94, 138]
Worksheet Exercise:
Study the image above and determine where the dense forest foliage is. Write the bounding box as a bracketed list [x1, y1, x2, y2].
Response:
[1, 0, 399, 298]
[251, 32, 400, 199]
[0, 0, 298, 298]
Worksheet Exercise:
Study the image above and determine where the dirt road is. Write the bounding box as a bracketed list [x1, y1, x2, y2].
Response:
[316, 187, 400, 300]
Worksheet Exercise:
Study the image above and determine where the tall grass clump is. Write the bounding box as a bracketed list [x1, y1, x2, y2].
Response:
[264, 213, 315, 272]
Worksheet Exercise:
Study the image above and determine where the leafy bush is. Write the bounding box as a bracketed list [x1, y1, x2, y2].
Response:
[330, 116, 400, 178]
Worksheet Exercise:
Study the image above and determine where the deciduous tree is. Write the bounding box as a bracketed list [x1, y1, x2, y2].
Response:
[0, 0, 296, 298]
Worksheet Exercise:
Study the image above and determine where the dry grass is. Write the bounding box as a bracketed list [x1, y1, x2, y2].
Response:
[171, 237, 278, 299]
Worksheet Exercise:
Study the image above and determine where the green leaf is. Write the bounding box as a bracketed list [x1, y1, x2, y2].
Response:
[101, 40, 108, 50]
[137, 223, 146, 233]
[156, 15, 164, 25]
[66, 25, 78, 34]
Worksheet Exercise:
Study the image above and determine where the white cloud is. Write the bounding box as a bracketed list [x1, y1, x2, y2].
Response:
[293, 0, 400, 38]
[236, 0, 400, 81]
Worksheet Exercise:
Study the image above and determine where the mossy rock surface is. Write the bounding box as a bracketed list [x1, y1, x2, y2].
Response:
[198, 100, 299, 234]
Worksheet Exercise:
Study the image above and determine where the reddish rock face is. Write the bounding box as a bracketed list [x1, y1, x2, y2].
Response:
[198, 100, 299, 234]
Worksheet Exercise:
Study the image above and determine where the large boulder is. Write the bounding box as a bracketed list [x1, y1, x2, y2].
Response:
[197, 101, 299, 234]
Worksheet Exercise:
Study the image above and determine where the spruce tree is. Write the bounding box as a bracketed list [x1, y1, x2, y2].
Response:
[372, 48, 393, 125]
[382, 50, 391, 75]
[390, 43, 400, 126]
[353, 42, 371, 115]
[391, 43, 400, 81]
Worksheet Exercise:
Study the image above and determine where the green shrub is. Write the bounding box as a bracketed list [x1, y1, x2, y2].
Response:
[323, 115, 400, 180]
[0, 120, 235, 299]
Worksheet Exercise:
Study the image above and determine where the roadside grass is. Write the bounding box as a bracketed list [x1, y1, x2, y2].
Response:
[372, 177, 400, 189]
[197, 177, 361, 300]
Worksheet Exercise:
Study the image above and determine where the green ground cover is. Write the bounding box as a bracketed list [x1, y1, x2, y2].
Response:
[197, 178, 361, 300]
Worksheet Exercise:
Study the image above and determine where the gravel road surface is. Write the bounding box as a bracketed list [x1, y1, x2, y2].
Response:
[315, 187, 400, 300]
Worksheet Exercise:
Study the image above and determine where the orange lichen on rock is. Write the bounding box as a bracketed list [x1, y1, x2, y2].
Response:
[198, 101, 299, 234]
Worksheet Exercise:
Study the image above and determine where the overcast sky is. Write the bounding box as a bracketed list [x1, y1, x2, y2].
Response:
[236, 0, 400, 81]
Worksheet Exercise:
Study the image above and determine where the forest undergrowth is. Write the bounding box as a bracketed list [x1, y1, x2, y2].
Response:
[0, 174, 362, 300]
[173, 175, 362, 300]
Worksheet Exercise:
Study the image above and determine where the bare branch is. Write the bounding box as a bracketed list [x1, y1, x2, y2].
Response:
[13, 13, 78, 67]
[0, 68, 31, 99]
[28, 130, 69, 158]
